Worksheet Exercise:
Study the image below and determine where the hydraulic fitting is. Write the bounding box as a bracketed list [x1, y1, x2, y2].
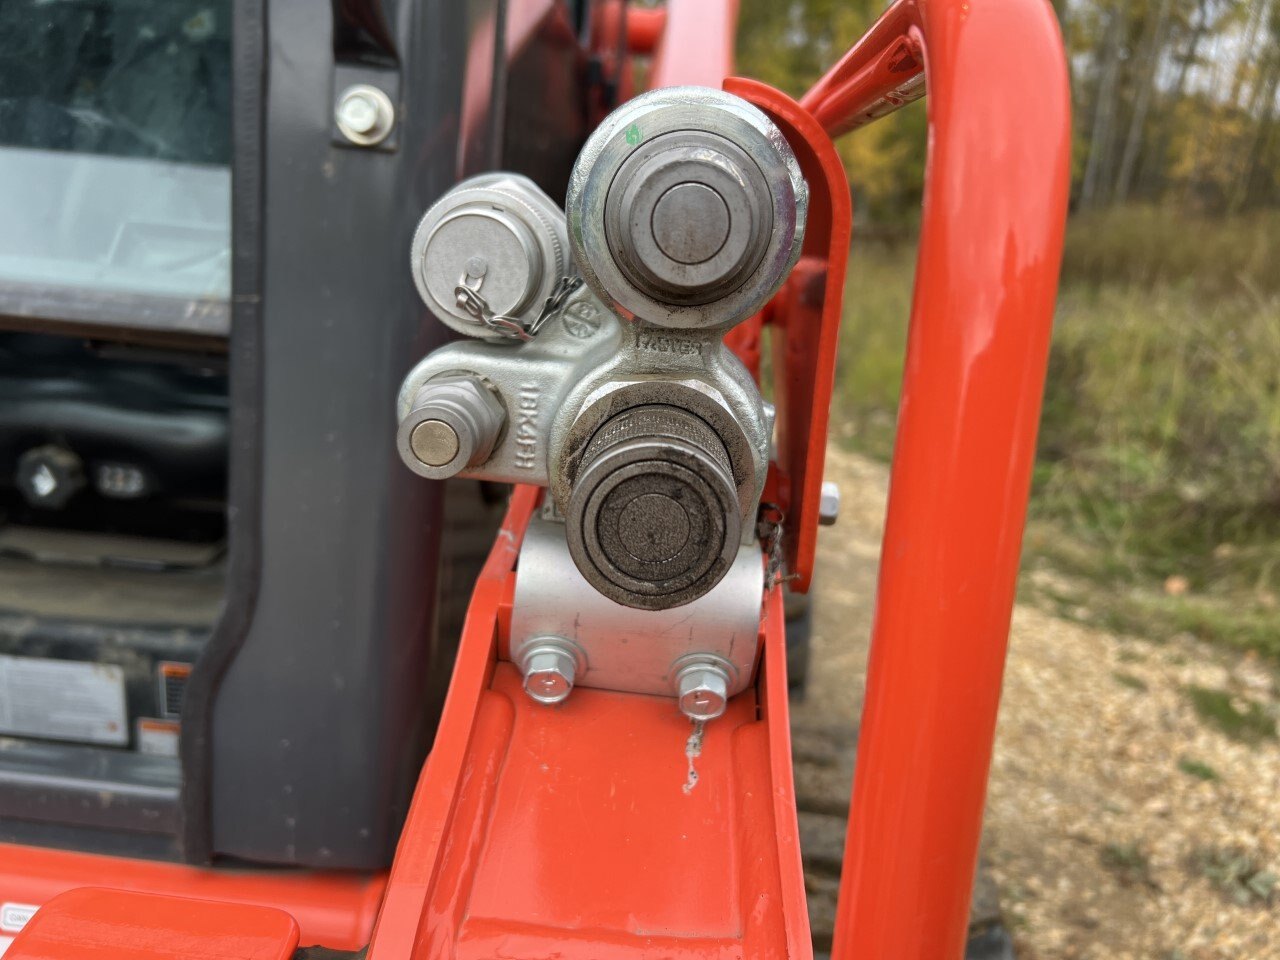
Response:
[566, 404, 741, 610]
[396, 375, 505, 480]
[410, 173, 568, 341]
[399, 86, 806, 618]
[567, 86, 807, 330]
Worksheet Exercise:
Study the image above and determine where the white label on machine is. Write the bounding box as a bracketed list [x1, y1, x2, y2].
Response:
[0, 654, 127, 746]
[0, 903, 36, 933]
[136, 718, 180, 758]
[0, 902, 37, 956]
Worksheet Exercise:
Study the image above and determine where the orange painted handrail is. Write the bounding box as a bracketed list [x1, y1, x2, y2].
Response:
[803, 1, 1071, 958]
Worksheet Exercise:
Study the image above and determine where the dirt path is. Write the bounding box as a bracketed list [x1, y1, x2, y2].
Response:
[795, 447, 1280, 959]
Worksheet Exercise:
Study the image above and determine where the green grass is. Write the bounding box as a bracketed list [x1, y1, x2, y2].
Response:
[1112, 671, 1149, 692]
[832, 208, 1280, 659]
[1061, 207, 1280, 298]
[1185, 685, 1276, 743]
[1176, 756, 1220, 781]
[831, 242, 912, 460]
[1100, 841, 1154, 887]
[1190, 847, 1279, 906]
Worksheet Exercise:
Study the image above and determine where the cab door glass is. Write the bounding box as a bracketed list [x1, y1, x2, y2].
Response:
[0, 0, 232, 317]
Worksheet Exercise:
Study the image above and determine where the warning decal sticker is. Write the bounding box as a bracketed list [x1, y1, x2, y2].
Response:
[0, 654, 127, 746]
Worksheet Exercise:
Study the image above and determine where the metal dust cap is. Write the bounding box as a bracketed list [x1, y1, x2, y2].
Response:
[607, 132, 773, 306]
[410, 173, 568, 340]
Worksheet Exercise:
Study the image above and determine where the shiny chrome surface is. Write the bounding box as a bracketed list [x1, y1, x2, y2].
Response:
[567, 86, 807, 330]
[409, 173, 567, 341]
[334, 84, 396, 146]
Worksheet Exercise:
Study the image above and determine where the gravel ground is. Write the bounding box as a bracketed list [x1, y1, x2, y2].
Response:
[795, 446, 1280, 959]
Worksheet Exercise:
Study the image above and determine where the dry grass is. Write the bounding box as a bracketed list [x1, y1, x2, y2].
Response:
[833, 208, 1280, 657]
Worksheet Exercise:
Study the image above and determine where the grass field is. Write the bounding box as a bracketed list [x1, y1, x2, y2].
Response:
[832, 207, 1280, 657]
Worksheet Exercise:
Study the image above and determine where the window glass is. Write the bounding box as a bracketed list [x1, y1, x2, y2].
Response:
[0, 0, 233, 326]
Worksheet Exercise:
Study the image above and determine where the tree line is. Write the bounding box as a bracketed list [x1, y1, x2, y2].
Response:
[737, 0, 1280, 221]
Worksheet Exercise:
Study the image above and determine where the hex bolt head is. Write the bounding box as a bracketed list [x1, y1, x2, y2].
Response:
[819, 480, 841, 526]
[520, 642, 579, 705]
[335, 84, 395, 146]
[676, 661, 730, 721]
[16, 445, 85, 510]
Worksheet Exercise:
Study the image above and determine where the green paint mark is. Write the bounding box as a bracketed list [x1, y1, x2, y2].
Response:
[625, 122, 642, 145]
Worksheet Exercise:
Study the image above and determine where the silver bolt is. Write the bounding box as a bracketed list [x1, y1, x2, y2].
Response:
[335, 84, 395, 146]
[676, 660, 730, 721]
[339, 97, 377, 135]
[519, 640, 580, 705]
[818, 480, 841, 526]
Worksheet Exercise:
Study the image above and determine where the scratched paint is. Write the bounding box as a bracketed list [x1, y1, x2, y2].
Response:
[682, 720, 705, 795]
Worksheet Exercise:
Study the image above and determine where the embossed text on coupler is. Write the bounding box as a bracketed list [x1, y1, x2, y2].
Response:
[638, 333, 702, 356]
[514, 383, 540, 469]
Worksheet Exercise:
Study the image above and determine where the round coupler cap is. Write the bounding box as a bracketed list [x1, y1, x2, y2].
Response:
[409, 173, 567, 340]
[567, 405, 741, 610]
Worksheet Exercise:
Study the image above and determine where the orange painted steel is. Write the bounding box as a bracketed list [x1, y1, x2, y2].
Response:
[366, 486, 809, 960]
[801, 2, 923, 136]
[0, 843, 385, 951]
[625, 6, 666, 55]
[799, 1, 1071, 959]
[6, 888, 299, 960]
[722, 78, 853, 594]
[647, 0, 738, 91]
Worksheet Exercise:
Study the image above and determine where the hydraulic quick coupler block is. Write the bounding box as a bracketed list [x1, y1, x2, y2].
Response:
[397, 86, 807, 613]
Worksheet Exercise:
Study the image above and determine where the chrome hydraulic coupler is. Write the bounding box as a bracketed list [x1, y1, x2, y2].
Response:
[397, 87, 807, 615]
